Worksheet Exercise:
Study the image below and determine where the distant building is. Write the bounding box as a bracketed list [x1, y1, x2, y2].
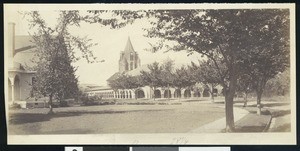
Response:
[86, 38, 222, 100]
[119, 37, 141, 72]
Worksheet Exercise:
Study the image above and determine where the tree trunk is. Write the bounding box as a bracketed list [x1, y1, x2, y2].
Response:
[243, 92, 248, 107]
[211, 84, 215, 102]
[225, 68, 238, 132]
[256, 78, 267, 115]
[48, 93, 54, 114]
[256, 90, 263, 115]
[168, 84, 170, 101]
[153, 87, 156, 101]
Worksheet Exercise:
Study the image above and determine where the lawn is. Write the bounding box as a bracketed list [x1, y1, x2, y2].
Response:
[8, 101, 225, 134]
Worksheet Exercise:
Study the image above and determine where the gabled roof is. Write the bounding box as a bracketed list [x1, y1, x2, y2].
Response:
[14, 35, 36, 57]
[11, 35, 38, 71]
[125, 64, 149, 76]
[106, 64, 150, 82]
[106, 72, 122, 82]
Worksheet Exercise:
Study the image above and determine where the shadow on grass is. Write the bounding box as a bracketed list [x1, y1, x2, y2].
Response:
[247, 102, 289, 108]
[247, 109, 271, 115]
[270, 110, 291, 117]
[9, 109, 168, 125]
[269, 123, 291, 132]
[213, 101, 224, 104]
[234, 126, 266, 132]
[9, 113, 53, 125]
[183, 99, 207, 102]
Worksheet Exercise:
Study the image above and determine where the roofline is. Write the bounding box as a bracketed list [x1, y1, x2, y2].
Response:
[8, 70, 37, 74]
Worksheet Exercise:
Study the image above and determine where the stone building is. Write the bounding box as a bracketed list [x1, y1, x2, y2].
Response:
[119, 37, 141, 72]
[86, 38, 222, 100]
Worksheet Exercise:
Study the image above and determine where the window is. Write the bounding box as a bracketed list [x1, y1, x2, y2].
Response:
[130, 52, 134, 61]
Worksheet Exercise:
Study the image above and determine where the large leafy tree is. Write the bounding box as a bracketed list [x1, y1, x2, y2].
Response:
[140, 62, 163, 100]
[173, 66, 196, 98]
[242, 10, 290, 114]
[265, 68, 290, 97]
[160, 59, 175, 100]
[26, 11, 121, 113]
[27, 11, 83, 113]
[140, 9, 289, 131]
[189, 59, 227, 101]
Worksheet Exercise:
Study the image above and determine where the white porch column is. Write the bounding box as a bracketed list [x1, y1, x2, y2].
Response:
[9, 77, 15, 104]
[131, 90, 135, 99]
[191, 91, 195, 98]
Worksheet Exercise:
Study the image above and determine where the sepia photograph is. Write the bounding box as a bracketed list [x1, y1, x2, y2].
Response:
[4, 4, 296, 144]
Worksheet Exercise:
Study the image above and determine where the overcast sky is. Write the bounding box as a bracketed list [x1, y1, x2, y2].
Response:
[6, 10, 203, 86]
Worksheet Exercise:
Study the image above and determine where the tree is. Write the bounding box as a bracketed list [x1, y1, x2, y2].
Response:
[160, 59, 175, 100]
[189, 59, 227, 101]
[265, 68, 290, 97]
[140, 9, 289, 131]
[173, 66, 196, 99]
[26, 11, 114, 113]
[140, 62, 163, 100]
[108, 73, 127, 91]
[126, 75, 144, 99]
[108, 74, 143, 99]
[243, 10, 290, 114]
[236, 74, 254, 107]
[26, 12, 80, 113]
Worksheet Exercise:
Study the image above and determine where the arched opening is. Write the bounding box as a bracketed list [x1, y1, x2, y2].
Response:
[203, 88, 210, 97]
[135, 89, 145, 99]
[8, 79, 12, 102]
[194, 91, 201, 97]
[164, 90, 171, 98]
[213, 88, 218, 96]
[121, 91, 125, 99]
[115, 92, 118, 98]
[154, 89, 161, 98]
[174, 89, 181, 98]
[184, 89, 191, 98]
[14, 75, 20, 101]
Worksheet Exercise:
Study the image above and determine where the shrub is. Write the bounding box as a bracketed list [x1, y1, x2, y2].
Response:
[9, 103, 21, 109]
[80, 94, 103, 106]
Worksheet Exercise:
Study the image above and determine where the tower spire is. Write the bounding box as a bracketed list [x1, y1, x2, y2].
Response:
[124, 36, 135, 52]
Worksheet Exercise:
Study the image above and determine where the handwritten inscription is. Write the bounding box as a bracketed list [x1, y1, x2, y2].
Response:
[171, 137, 188, 144]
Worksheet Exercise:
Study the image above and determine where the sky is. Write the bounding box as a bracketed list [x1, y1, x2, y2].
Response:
[6, 10, 204, 86]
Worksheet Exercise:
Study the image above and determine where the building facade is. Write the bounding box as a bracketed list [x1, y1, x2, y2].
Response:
[86, 38, 222, 100]
[119, 37, 141, 72]
[6, 22, 38, 108]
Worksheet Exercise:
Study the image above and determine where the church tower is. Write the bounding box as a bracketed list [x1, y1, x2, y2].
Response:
[119, 37, 141, 72]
